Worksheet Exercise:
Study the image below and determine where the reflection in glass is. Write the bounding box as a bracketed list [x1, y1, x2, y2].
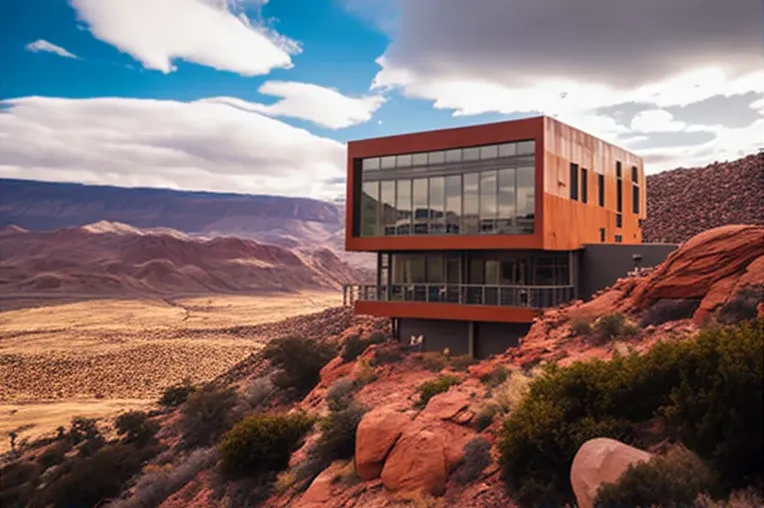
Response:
[396, 179, 412, 235]
[361, 180, 379, 236]
[363, 158, 380, 170]
[380, 180, 396, 235]
[445, 149, 462, 163]
[445, 175, 461, 234]
[428, 176, 445, 234]
[497, 168, 516, 233]
[380, 156, 396, 169]
[427, 254, 444, 283]
[463, 173, 479, 234]
[516, 165, 535, 233]
[498, 143, 516, 157]
[480, 171, 497, 233]
[412, 153, 428, 166]
[429, 151, 445, 164]
[517, 140, 535, 154]
[396, 154, 412, 168]
[463, 147, 479, 161]
[480, 145, 498, 159]
[412, 178, 428, 234]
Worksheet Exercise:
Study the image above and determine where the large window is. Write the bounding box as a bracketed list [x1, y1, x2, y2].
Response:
[569, 163, 579, 200]
[358, 140, 536, 237]
[581, 168, 588, 204]
[598, 174, 605, 207]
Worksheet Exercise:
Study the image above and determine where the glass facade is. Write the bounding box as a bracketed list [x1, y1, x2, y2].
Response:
[358, 140, 536, 237]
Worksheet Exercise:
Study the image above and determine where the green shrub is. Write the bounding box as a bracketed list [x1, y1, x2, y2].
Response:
[415, 352, 449, 372]
[341, 334, 370, 363]
[371, 341, 405, 366]
[497, 319, 763, 507]
[0, 460, 42, 508]
[263, 336, 337, 397]
[68, 416, 104, 456]
[36, 440, 70, 469]
[450, 354, 477, 371]
[474, 404, 499, 432]
[219, 412, 314, 477]
[180, 384, 239, 449]
[571, 317, 594, 337]
[115, 411, 160, 447]
[718, 285, 763, 324]
[479, 364, 509, 388]
[590, 312, 639, 344]
[640, 299, 701, 327]
[594, 446, 715, 507]
[159, 379, 196, 407]
[367, 330, 388, 344]
[326, 377, 355, 412]
[417, 375, 459, 407]
[451, 437, 492, 485]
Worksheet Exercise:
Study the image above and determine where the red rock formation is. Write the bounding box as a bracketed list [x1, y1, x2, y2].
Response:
[643, 152, 764, 243]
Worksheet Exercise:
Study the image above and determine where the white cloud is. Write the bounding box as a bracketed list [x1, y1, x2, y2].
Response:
[204, 82, 385, 129]
[358, 0, 764, 172]
[25, 40, 79, 59]
[69, 0, 300, 75]
[0, 96, 346, 199]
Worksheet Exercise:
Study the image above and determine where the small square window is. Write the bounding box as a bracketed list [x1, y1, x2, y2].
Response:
[396, 154, 412, 168]
[616, 213, 623, 228]
[517, 140, 535, 154]
[380, 156, 396, 169]
[362, 158, 380, 170]
[631, 165, 638, 183]
[463, 147, 480, 161]
[615, 234, 623, 243]
[480, 145, 498, 159]
[428, 151, 445, 164]
[498, 143, 516, 157]
[445, 149, 462, 163]
[412, 153, 428, 166]
[599, 228, 606, 242]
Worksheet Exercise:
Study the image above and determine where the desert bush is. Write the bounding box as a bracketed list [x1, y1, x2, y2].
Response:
[479, 364, 509, 389]
[494, 370, 532, 414]
[452, 437, 492, 485]
[371, 341, 406, 366]
[68, 416, 105, 456]
[640, 298, 701, 326]
[415, 351, 449, 372]
[223, 474, 276, 508]
[571, 317, 594, 337]
[718, 285, 763, 324]
[341, 334, 369, 363]
[180, 384, 239, 449]
[331, 459, 360, 487]
[590, 312, 639, 344]
[417, 375, 460, 407]
[450, 354, 477, 371]
[274, 470, 296, 494]
[475, 404, 500, 432]
[36, 440, 70, 469]
[0, 460, 42, 507]
[244, 376, 277, 410]
[367, 330, 388, 344]
[263, 336, 337, 397]
[594, 446, 715, 508]
[352, 358, 378, 387]
[159, 379, 196, 407]
[110, 447, 219, 508]
[115, 411, 160, 448]
[695, 487, 764, 508]
[497, 319, 763, 507]
[326, 377, 355, 411]
[219, 412, 314, 477]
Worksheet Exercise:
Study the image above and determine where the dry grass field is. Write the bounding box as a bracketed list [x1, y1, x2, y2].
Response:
[0, 291, 341, 452]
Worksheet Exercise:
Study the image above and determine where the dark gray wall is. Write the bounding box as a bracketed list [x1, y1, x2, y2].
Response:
[580, 243, 678, 300]
[399, 318, 470, 356]
[474, 322, 530, 359]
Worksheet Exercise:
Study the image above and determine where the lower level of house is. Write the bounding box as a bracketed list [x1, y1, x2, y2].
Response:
[345, 243, 677, 358]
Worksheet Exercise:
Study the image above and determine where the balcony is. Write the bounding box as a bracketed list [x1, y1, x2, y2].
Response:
[342, 283, 575, 309]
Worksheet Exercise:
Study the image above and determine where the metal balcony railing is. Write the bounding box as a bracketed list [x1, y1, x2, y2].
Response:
[342, 283, 575, 309]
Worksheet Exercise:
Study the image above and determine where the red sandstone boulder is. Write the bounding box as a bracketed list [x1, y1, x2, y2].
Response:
[571, 438, 653, 508]
[295, 461, 346, 508]
[355, 407, 412, 481]
[381, 428, 449, 496]
[420, 389, 471, 421]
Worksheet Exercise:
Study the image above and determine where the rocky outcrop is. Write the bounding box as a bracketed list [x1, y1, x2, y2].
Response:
[355, 407, 412, 481]
[570, 438, 653, 508]
[643, 152, 764, 244]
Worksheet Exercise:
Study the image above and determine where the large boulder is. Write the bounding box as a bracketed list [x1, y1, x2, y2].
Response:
[355, 406, 412, 481]
[381, 428, 449, 496]
[570, 437, 653, 508]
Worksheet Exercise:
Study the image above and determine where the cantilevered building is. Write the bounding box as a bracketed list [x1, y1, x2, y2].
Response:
[344, 116, 676, 358]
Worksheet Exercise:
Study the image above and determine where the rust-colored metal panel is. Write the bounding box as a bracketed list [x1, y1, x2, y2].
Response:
[355, 300, 539, 324]
[345, 117, 546, 252]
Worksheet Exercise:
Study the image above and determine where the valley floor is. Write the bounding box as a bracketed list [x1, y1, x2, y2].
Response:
[0, 291, 341, 453]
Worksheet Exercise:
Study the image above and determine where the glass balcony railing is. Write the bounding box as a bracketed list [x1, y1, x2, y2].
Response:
[342, 283, 575, 309]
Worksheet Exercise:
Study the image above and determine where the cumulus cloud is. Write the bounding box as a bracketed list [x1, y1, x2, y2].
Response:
[358, 0, 764, 171]
[204, 82, 385, 129]
[69, 0, 300, 75]
[25, 40, 79, 59]
[0, 96, 346, 199]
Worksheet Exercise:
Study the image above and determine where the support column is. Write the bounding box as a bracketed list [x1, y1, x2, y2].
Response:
[468, 321, 475, 358]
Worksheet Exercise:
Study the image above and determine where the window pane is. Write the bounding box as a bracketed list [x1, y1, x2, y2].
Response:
[480, 144, 498, 159]
[412, 153, 428, 166]
[469, 258, 484, 284]
[427, 254, 444, 283]
[429, 151, 445, 164]
[462, 173, 480, 234]
[428, 176, 445, 234]
[497, 168, 516, 233]
[581, 167, 588, 204]
[381, 156, 396, 169]
[396, 179, 412, 235]
[361, 180, 380, 236]
[445, 149, 462, 163]
[380, 181, 396, 235]
[632, 184, 640, 214]
[617, 180, 623, 212]
[479, 171, 497, 233]
[485, 260, 500, 285]
[396, 154, 412, 168]
[516, 165, 535, 233]
[463, 147, 480, 161]
[569, 163, 579, 200]
[598, 174, 605, 207]
[498, 143, 516, 157]
[362, 158, 380, 170]
[412, 178, 428, 234]
[445, 175, 462, 234]
[631, 165, 638, 183]
[517, 140, 535, 154]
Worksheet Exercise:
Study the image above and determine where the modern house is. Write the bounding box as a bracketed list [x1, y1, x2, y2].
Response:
[344, 116, 677, 358]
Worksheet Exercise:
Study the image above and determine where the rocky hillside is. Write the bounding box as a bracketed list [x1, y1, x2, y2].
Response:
[0, 221, 372, 302]
[643, 152, 764, 243]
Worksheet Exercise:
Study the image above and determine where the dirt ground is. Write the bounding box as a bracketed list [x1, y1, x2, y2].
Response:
[0, 291, 341, 453]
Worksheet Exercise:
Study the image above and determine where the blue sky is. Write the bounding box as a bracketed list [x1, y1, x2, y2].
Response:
[0, 0, 761, 200]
